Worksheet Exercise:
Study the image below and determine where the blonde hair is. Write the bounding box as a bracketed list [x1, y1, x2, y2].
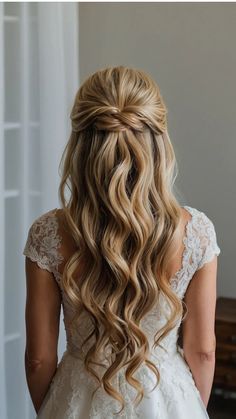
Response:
[59, 65, 184, 414]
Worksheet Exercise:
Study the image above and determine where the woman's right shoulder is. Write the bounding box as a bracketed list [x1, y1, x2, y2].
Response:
[182, 204, 221, 271]
[182, 204, 216, 228]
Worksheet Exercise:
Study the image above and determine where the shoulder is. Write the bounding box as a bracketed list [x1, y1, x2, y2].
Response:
[27, 208, 59, 232]
[183, 205, 217, 230]
[23, 208, 63, 273]
[183, 205, 221, 270]
[24, 208, 61, 249]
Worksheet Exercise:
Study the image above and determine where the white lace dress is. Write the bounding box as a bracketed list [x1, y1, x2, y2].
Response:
[23, 205, 221, 419]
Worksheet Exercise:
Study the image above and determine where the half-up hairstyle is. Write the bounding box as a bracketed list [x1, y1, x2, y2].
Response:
[59, 65, 184, 414]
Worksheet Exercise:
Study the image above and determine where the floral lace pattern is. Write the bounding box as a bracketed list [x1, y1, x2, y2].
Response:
[38, 349, 209, 419]
[169, 205, 221, 298]
[23, 205, 220, 419]
[23, 208, 64, 285]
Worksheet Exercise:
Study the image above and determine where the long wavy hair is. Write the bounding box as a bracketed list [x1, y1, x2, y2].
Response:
[59, 65, 184, 414]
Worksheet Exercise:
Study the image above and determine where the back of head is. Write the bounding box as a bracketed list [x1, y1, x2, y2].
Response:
[59, 65, 183, 413]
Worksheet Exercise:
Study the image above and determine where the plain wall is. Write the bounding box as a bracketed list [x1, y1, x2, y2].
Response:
[78, 3, 236, 298]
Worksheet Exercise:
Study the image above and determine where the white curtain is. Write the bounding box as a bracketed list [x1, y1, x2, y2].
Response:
[33, 3, 80, 418]
[38, 2, 79, 212]
[29, 4, 79, 417]
[0, 2, 79, 418]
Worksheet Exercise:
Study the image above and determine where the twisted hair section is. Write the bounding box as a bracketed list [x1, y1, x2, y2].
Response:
[59, 66, 184, 414]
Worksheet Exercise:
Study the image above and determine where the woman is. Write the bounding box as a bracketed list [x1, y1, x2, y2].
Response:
[23, 65, 221, 418]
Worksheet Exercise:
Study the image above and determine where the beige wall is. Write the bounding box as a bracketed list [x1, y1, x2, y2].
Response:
[79, 3, 236, 298]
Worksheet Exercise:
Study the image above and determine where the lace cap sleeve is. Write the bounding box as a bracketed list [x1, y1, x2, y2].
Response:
[23, 209, 63, 274]
[196, 210, 221, 271]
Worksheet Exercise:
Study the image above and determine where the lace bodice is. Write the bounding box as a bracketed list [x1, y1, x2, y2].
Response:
[23, 205, 221, 418]
[23, 204, 221, 357]
[23, 205, 221, 290]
